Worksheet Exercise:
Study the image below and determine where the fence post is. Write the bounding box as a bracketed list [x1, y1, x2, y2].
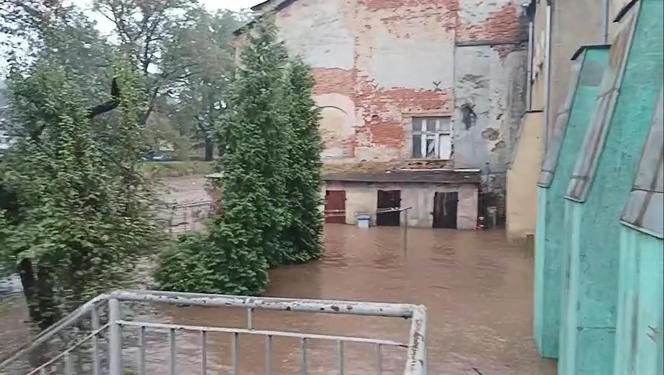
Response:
[91, 307, 101, 375]
[402, 208, 409, 254]
[108, 298, 122, 375]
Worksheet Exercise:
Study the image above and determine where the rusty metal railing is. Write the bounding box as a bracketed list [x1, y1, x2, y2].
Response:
[0, 290, 427, 375]
[154, 201, 214, 235]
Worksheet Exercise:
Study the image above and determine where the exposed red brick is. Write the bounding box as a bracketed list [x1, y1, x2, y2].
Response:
[359, 0, 454, 11]
[457, 3, 526, 43]
[311, 68, 355, 98]
[355, 78, 453, 151]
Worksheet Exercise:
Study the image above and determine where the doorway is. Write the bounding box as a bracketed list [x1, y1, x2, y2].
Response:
[325, 190, 346, 224]
[433, 192, 458, 229]
[377, 190, 401, 226]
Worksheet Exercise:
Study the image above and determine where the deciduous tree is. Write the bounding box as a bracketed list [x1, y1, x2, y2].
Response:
[93, 0, 198, 126]
[167, 9, 241, 161]
[0, 57, 160, 329]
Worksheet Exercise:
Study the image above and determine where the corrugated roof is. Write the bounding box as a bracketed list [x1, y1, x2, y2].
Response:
[565, 7, 638, 202]
[620, 86, 663, 238]
[323, 170, 481, 184]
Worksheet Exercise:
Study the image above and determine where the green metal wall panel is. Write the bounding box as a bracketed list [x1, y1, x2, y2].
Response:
[559, 1, 664, 374]
[615, 228, 663, 375]
[560, 200, 582, 375]
[533, 47, 610, 359]
[614, 84, 663, 375]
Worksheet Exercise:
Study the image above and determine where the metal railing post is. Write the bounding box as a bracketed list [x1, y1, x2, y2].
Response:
[169, 328, 176, 375]
[2, 290, 427, 374]
[200, 330, 207, 375]
[138, 326, 146, 375]
[90, 307, 101, 375]
[108, 298, 122, 375]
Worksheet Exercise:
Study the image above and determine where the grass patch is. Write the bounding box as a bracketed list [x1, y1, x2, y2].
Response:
[141, 161, 216, 179]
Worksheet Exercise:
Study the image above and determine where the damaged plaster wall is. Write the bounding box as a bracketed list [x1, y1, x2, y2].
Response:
[275, 0, 455, 164]
[270, 0, 528, 181]
[454, 0, 528, 217]
[453, 46, 527, 172]
[275, 0, 358, 160]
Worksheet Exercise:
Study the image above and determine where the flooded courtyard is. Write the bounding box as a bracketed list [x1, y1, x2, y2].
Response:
[269, 225, 556, 374]
[149, 225, 556, 374]
[0, 177, 556, 374]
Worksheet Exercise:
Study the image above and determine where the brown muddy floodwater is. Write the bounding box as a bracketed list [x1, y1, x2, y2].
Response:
[0, 221, 557, 374]
[141, 225, 556, 375]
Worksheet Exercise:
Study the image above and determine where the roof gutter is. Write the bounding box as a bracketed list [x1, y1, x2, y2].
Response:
[601, 0, 610, 43]
[543, 0, 553, 153]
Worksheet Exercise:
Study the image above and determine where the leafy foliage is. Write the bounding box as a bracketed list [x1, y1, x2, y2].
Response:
[92, 0, 201, 126]
[166, 9, 242, 161]
[0, 0, 113, 96]
[0, 57, 161, 327]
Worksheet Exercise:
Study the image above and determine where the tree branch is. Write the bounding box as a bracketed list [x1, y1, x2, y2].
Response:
[86, 77, 120, 119]
[140, 84, 161, 126]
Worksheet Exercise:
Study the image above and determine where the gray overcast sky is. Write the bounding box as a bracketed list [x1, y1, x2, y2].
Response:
[75, 0, 261, 11]
[76, 0, 261, 33]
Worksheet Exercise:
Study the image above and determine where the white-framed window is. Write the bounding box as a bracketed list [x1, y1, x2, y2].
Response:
[411, 117, 452, 159]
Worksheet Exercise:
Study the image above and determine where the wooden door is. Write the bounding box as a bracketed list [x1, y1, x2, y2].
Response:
[377, 190, 401, 226]
[325, 190, 346, 224]
[433, 192, 458, 229]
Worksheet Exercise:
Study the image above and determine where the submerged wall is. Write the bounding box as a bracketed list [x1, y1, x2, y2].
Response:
[533, 46, 610, 359]
[505, 111, 543, 242]
[322, 181, 478, 229]
[559, 1, 663, 374]
[614, 86, 663, 375]
[615, 228, 663, 375]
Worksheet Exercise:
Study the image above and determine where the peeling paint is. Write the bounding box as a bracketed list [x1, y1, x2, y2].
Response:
[482, 128, 500, 141]
[237, 0, 528, 224]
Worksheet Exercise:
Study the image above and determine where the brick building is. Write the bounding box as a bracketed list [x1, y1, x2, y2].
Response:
[239, 0, 528, 229]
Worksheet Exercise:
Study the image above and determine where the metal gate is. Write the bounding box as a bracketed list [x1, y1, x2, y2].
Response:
[0, 290, 427, 374]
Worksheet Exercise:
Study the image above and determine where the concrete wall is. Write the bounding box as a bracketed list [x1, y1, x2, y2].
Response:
[615, 228, 663, 375]
[505, 111, 543, 242]
[530, 0, 606, 149]
[270, 0, 527, 175]
[509, 0, 604, 243]
[322, 181, 479, 229]
[454, 46, 527, 172]
[547, 0, 605, 145]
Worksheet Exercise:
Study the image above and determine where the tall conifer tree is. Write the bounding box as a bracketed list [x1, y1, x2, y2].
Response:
[282, 58, 324, 263]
